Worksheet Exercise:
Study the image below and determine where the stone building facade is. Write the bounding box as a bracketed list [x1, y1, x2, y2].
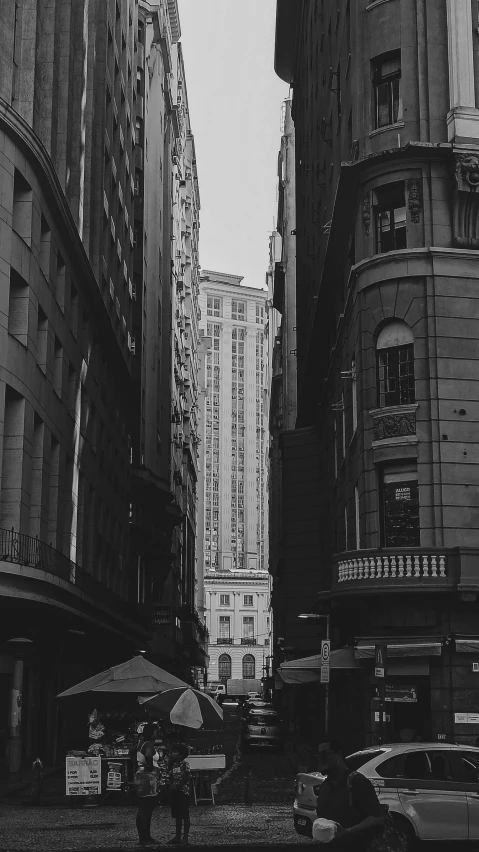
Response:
[198, 271, 271, 689]
[133, 4, 206, 680]
[205, 570, 272, 686]
[273, 0, 479, 750]
[0, 0, 204, 773]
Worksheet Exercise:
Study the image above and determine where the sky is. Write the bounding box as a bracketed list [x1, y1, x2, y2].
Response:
[177, 0, 289, 290]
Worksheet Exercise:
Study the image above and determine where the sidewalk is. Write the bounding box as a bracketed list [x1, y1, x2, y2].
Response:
[0, 802, 311, 850]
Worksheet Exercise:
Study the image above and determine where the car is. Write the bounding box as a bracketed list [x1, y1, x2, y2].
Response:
[241, 707, 285, 752]
[247, 691, 261, 700]
[293, 742, 479, 847]
[241, 699, 273, 719]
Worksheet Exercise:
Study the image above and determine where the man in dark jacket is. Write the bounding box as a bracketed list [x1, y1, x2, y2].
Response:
[315, 740, 385, 851]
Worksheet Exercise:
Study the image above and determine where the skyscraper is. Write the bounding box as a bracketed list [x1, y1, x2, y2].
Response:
[198, 271, 271, 685]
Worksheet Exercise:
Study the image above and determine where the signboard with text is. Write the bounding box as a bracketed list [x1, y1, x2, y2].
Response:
[375, 645, 387, 679]
[321, 640, 330, 684]
[66, 756, 101, 796]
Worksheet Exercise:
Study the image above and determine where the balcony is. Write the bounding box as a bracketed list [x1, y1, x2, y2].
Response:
[241, 637, 256, 645]
[0, 527, 145, 627]
[332, 548, 452, 596]
[216, 637, 233, 645]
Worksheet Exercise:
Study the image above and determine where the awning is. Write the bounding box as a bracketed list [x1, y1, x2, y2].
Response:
[277, 647, 360, 685]
[355, 637, 443, 659]
[455, 638, 479, 653]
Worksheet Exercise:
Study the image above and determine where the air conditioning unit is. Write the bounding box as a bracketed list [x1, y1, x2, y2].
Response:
[473, 663, 479, 673]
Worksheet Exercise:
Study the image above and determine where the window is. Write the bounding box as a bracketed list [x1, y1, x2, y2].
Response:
[377, 321, 415, 407]
[219, 594, 230, 606]
[219, 616, 230, 638]
[354, 486, 360, 550]
[218, 654, 231, 679]
[243, 595, 253, 607]
[207, 296, 221, 317]
[351, 357, 357, 432]
[381, 463, 420, 548]
[242, 654, 255, 679]
[457, 752, 479, 783]
[374, 182, 406, 254]
[231, 300, 245, 321]
[346, 750, 387, 772]
[373, 52, 401, 129]
[242, 616, 254, 642]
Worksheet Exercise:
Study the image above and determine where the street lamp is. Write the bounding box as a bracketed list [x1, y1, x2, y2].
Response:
[298, 614, 330, 735]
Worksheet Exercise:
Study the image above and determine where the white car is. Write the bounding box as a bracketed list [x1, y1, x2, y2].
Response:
[293, 743, 479, 847]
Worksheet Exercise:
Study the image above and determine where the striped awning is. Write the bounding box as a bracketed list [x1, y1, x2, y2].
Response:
[355, 637, 443, 659]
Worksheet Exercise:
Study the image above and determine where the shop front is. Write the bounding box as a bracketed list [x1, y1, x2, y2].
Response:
[354, 637, 441, 746]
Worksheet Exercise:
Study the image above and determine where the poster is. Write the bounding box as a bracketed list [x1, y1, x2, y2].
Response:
[106, 761, 123, 790]
[66, 756, 101, 795]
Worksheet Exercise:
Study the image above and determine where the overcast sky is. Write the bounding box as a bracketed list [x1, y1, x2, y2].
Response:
[177, 0, 289, 290]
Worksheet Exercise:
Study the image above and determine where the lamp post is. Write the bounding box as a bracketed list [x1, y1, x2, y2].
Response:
[298, 614, 330, 736]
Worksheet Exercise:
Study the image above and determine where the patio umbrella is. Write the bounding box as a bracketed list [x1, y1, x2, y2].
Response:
[56, 656, 188, 698]
[139, 687, 224, 729]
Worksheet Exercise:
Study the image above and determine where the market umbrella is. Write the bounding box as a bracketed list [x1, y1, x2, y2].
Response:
[139, 687, 224, 729]
[56, 657, 188, 698]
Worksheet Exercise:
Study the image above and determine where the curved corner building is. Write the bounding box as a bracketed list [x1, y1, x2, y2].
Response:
[0, 0, 147, 772]
[273, 0, 479, 749]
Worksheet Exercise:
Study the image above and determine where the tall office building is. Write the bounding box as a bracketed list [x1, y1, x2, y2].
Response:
[198, 272, 271, 685]
[0, 0, 205, 774]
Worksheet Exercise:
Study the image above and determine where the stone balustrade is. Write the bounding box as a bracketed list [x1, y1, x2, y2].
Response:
[337, 551, 447, 583]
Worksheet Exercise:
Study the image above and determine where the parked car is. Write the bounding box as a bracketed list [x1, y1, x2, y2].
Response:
[241, 699, 273, 719]
[293, 743, 479, 847]
[241, 707, 285, 752]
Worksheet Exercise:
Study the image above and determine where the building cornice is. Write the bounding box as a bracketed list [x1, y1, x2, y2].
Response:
[274, 0, 302, 83]
[200, 283, 268, 300]
[167, 0, 181, 43]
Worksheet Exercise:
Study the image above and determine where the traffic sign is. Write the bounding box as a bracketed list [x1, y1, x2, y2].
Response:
[321, 640, 330, 683]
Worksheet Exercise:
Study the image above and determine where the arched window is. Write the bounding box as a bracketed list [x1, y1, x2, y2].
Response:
[242, 654, 255, 679]
[218, 654, 231, 680]
[376, 321, 415, 408]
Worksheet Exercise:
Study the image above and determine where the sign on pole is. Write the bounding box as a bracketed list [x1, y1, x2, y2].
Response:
[375, 644, 387, 679]
[321, 639, 330, 684]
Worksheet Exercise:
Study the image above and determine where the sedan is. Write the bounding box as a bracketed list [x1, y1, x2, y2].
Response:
[293, 742, 479, 847]
[241, 708, 285, 752]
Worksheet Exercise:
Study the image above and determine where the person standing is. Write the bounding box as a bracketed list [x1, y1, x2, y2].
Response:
[315, 740, 385, 851]
[135, 722, 165, 847]
[167, 744, 191, 846]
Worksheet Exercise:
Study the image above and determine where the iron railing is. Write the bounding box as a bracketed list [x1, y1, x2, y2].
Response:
[0, 527, 143, 623]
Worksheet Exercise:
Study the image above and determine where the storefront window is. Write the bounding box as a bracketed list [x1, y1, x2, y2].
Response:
[381, 463, 420, 548]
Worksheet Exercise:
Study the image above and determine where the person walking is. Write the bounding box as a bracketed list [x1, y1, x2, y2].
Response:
[314, 740, 386, 851]
[167, 744, 191, 846]
[135, 722, 167, 847]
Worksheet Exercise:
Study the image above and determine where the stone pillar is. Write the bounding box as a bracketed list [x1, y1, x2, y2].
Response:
[8, 658, 24, 773]
[446, 0, 479, 142]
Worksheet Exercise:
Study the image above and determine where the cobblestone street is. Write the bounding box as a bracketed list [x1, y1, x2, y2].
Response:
[0, 717, 308, 850]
